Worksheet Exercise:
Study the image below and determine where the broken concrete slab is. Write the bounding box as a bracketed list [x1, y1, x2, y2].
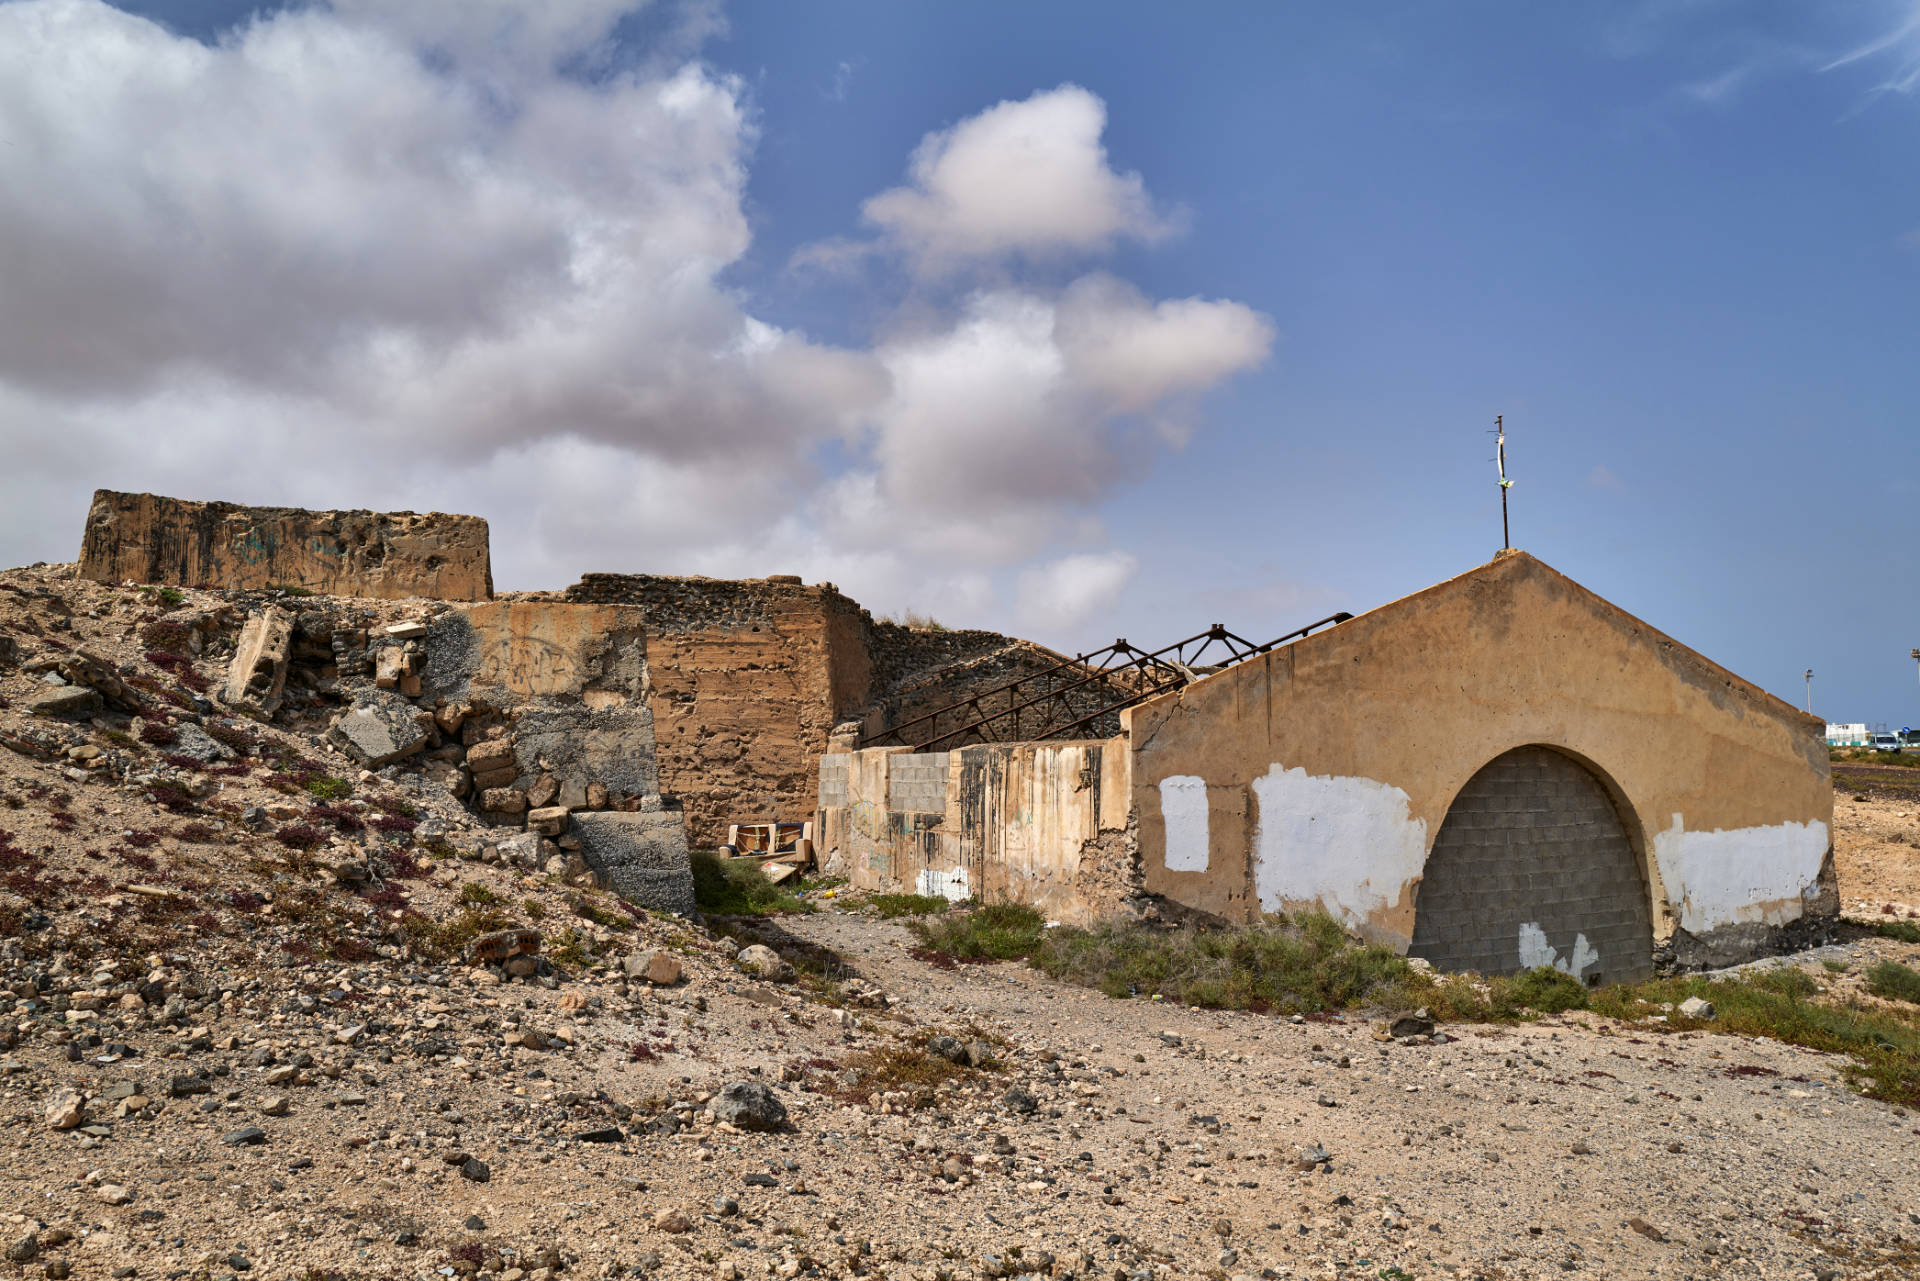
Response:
[328, 693, 430, 767]
[572, 810, 693, 915]
[222, 608, 293, 717]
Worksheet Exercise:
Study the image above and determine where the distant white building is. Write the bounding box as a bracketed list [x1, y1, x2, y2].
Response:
[1826, 722, 1868, 747]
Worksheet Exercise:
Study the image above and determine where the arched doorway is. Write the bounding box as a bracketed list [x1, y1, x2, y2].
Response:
[1409, 746, 1653, 983]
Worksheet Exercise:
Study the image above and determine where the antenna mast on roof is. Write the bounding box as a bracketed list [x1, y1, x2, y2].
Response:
[1494, 414, 1513, 551]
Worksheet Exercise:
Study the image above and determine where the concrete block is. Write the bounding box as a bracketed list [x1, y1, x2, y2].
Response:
[222, 607, 293, 716]
[573, 811, 693, 915]
[328, 692, 430, 767]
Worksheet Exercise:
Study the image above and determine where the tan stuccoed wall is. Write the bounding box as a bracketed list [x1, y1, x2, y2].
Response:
[1128, 552, 1833, 957]
[818, 738, 1135, 925]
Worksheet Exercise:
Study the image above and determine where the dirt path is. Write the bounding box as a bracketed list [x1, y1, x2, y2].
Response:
[777, 912, 1920, 1281]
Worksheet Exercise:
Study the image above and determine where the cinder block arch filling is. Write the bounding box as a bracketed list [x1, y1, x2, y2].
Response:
[1408, 746, 1653, 984]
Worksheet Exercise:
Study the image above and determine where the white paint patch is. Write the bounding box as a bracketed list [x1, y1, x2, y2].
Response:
[1653, 815, 1830, 934]
[1251, 765, 1428, 934]
[1517, 923, 1599, 979]
[916, 865, 971, 902]
[1158, 775, 1210, 873]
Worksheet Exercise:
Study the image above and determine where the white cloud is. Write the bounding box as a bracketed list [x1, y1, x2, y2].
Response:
[859, 83, 1180, 274]
[1016, 551, 1140, 631]
[0, 2, 1272, 643]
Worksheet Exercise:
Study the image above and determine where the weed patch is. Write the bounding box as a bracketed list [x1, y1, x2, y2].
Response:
[691, 851, 811, 916]
[1866, 960, 1920, 1005]
[911, 903, 1047, 961]
[868, 893, 951, 919]
[1028, 912, 1411, 1012]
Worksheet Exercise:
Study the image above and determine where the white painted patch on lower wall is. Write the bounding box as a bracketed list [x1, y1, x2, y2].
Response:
[1653, 815, 1830, 934]
[1158, 775, 1211, 873]
[916, 865, 971, 902]
[1517, 923, 1599, 979]
[1251, 765, 1428, 935]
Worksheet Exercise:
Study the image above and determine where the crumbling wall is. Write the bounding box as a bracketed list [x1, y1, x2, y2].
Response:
[78, 489, 492, 600]
[563, 575, 857, 845]
[817, 737, 1137, 925]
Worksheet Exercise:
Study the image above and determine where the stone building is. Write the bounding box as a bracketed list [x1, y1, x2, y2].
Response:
[819, 552, 1835, 975]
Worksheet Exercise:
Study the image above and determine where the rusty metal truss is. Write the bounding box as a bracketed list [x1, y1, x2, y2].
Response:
[861, 613, 1353, 753]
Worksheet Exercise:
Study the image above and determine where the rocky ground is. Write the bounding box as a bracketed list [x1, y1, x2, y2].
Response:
[1, 562, 1918, 1281]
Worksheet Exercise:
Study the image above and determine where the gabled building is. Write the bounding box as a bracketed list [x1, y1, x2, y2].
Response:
[821, 551, 1836, 976]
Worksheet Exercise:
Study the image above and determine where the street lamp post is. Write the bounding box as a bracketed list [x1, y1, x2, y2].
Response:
[1805, 668, 1814, 715]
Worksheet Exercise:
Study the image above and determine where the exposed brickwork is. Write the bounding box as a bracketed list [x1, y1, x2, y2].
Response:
[1409, 746, 1654, 983]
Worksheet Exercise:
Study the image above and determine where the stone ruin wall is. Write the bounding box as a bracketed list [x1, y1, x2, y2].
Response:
[561, 573, 1093, 846]
[64, 490, 1077, 858]
[78, 489, 493, 601]
[562, 574, 876, 845]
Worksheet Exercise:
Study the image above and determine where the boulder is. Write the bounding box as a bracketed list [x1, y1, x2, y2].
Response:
[465, 738, 516, 775]
[735, 944, 794, 983]
[527, 805, 569, 837]
[44, 1087, 84, 1130]
[328, 693, 430, 767]
[30, 688, 101, 720]
[625, 951, 683, 985]
[167, 723, 235, 764]
[712, 1081, 787, 1132]
[481, 787, 527, 815]
[1678, 996, 1716, 1020]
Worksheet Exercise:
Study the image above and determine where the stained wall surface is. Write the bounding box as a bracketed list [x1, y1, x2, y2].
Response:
[78, 490, 492, 600]
[817, 738, 1136, 925]
[1128, 552, 1834, 973]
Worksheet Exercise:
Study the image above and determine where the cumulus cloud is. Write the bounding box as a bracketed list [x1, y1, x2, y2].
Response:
[857, 83, 1180, 274]
[0, 1, 1271, 643]
[1016, 551, 1140, 631]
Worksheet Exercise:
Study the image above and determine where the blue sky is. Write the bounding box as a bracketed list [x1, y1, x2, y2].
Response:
[2, 1, 1916, 725]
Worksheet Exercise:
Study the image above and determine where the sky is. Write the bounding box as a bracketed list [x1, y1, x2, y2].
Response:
[0, 0, 1916, 725]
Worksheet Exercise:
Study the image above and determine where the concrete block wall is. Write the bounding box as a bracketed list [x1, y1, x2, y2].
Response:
[817, 754, 849, 810]
[887, 752, 950, 813]
[1407, 747, 1654, 983]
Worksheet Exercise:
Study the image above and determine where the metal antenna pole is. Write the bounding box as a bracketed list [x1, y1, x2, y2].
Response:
[1495, 415, 1512, 551]
[1804, 668, 1814, 714]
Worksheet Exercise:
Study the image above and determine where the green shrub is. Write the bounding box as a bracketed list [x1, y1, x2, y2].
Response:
[868, 893, 951, 919]
[1028, 912, 1409, 1012]
[1492, 966, 1590, 1015]
[1866, 960, 1920, 1005]
[157, 587, 184, 607]
[458, 881, 498, 906]
[691, 851, 811, 916]
[910, 903, 1048, 961]
[1873, 919, 1920, 943]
